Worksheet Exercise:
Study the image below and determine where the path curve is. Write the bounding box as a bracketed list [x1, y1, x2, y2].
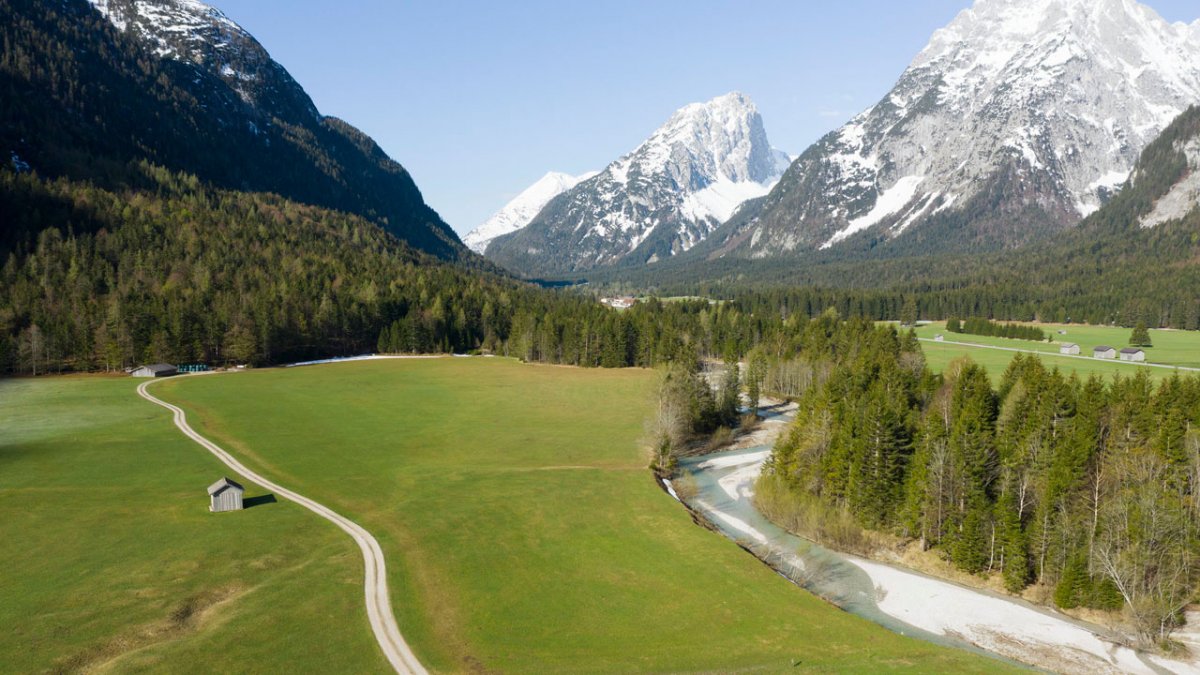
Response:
[137, 376, 427, 675]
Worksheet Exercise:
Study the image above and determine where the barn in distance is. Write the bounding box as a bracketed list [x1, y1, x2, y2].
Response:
[132, 363, 177, 378]
[208, 477, 245, 512]
[1120, 348, 1147, 363]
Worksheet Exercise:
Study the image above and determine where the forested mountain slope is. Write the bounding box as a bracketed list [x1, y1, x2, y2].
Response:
[0, 0, 462, 258]
[0, 1, 798, 375]
[0, 169, 776, 373]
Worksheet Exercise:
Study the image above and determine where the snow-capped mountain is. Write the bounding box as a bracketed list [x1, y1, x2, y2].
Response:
[87, 0, 319, 122]
[704, 0, 1200, 260]
[486, 92, 789, 275]
[465, 171, 598, 254]
[75, 0, 463, 258]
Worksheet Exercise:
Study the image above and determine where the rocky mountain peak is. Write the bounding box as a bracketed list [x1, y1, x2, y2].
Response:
[701, 0, 1200, 261]
[483, 92, 789, 275]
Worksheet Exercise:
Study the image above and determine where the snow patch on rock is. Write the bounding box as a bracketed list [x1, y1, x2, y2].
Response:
[681, 176, 778, 225]
[823, 176, 924, 249]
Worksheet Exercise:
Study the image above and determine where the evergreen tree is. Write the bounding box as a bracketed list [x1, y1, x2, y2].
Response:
[900, 297, 918, 327]
[1130, 321, 1153, 347]
[718, 360, 741, 427]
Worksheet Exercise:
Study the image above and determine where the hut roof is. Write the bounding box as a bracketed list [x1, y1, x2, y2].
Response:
[207, 477, 245, 495]
[1121, 348, 1145, 355]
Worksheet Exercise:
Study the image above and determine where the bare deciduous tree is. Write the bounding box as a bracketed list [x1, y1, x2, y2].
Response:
[1093, 446, 1196, 647]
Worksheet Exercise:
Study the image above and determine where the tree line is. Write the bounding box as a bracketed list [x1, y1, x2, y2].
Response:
[0, 166, 803, 375]
[761, 317, 1199, 648]
[945, 317, 1048, 342]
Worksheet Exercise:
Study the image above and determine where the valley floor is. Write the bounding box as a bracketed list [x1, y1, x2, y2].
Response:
[0, 376, 387, 673]
[0, 357, 1021, 673]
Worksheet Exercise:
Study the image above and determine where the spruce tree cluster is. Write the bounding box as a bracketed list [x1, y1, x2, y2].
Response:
[764, 320, 1200, 645]
[945, 318, 1048, 342]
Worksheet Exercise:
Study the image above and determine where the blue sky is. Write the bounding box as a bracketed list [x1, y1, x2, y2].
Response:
[213, 0, 1199, 237]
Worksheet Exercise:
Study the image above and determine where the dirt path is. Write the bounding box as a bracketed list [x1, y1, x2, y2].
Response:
[137, 376, 427, 675]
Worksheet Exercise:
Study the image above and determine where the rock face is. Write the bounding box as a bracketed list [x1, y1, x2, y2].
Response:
[704, 0, 1200, 260]
[464, 171, 597, 254]
[486, 92, 789, 276]
[1134, 106, 1200, 229]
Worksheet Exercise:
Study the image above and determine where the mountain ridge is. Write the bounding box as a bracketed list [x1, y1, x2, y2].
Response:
[485, 92, 788, 276]
[696, 0, 1200, 262]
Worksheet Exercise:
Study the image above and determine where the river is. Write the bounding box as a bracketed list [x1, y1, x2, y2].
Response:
[669, 403, 1199, 674]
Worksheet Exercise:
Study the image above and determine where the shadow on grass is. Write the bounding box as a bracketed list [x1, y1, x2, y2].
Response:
[243, 494, 277, 509]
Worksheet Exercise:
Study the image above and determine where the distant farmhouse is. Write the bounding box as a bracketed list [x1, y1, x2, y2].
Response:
[1120, 348, 1147, 363]
[601, 296, 636, 309]
[132, 363, 177, 378]
[208, 477, 244, 512]
[1060, 343, 1080, 355]
[1093, 346, 1117, 360]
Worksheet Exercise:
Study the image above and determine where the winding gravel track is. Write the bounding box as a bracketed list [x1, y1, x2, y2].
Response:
[137, 376, 427, 675]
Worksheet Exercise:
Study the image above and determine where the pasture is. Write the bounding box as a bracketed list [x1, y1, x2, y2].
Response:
[913, 321, 1200, 381]
[148, 357, 1012, 673]
[0, 376, 385, 673]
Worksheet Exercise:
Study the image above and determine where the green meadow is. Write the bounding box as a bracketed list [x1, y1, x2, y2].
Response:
[144, 357, 1012, 673]
[0, 376, 386, 673]
[912, 321, 1200, 381]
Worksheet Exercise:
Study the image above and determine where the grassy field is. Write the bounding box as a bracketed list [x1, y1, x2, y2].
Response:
[0, 376, 387, 673]
[912, 321, 1200, 381]
[148, 357, 1014, 673]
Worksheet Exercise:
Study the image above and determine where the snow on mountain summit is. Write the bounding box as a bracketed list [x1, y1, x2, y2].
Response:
[464, 171, 598, 254]
[614, 92, 789, 189]
[485, 92, 789, 275]
[710, 0, 1200, 259]
[88, 0, 240, 57]
[86, 0, 318, 119]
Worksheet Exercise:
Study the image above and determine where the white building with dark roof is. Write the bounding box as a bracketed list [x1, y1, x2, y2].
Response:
[208, 477, 245, 512]
[1120, 348, 1147, 363]
[132, 363, 177, 378]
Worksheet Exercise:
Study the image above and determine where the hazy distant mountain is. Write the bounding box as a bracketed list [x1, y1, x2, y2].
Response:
[465, 171, 597, 254]
[486, 92, 789, 276]
[702, 0, 1200, 260]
